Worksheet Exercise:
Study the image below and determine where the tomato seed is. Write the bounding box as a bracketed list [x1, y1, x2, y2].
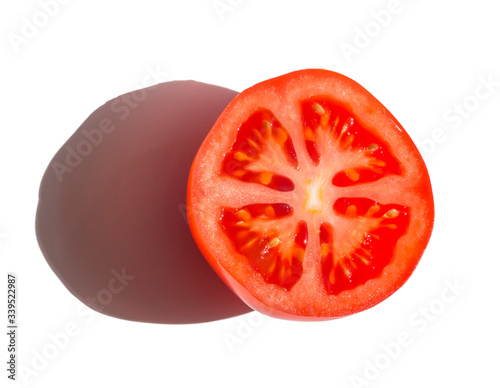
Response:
[383, 209, 399, 218]
[346, 204, 357, 217]
[366, 205, 381, 216]
[235, 209, 251, 221]
[264, 206, 275, 217]
[372, 159, 387, 167]
[268, 237, 280, 248]
[345, 168, 360, 181]
[259, 171, 273, 185]
[304, 127, 315, 141]
[312, 102, 326, 115]
[234, 151, 251, 161]
[294, 247, 305, 262]
[321, 243, 330, 257]
[262, 120, 272, 135]
[343, 134, 355, 147]
[367, 143, 379, 152]
[273, 128, 288, 146]
[354, 253, 371, 266]
[329, 268, 336, 285]
[247, 138, 260, 150]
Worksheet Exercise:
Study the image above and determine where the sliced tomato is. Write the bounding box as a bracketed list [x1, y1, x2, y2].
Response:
[187, 69, 434, 320]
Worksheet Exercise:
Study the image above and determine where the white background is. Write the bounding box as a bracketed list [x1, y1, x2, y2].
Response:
[1, 0, 499, 387]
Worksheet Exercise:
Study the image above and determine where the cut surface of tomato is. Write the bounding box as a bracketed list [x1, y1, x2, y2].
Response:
[187, 69, 434, 320]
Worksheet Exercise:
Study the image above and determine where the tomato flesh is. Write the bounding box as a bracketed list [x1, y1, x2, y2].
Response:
[187, 69, 434, 320]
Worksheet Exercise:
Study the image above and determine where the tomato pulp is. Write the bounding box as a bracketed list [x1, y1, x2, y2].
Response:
[187, 69, 434, 320]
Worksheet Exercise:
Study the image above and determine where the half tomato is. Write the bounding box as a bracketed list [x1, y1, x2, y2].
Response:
[187, 69, 434, 320]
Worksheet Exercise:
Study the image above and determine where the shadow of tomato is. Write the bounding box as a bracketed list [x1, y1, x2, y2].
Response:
[36, 80, 252, 324]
